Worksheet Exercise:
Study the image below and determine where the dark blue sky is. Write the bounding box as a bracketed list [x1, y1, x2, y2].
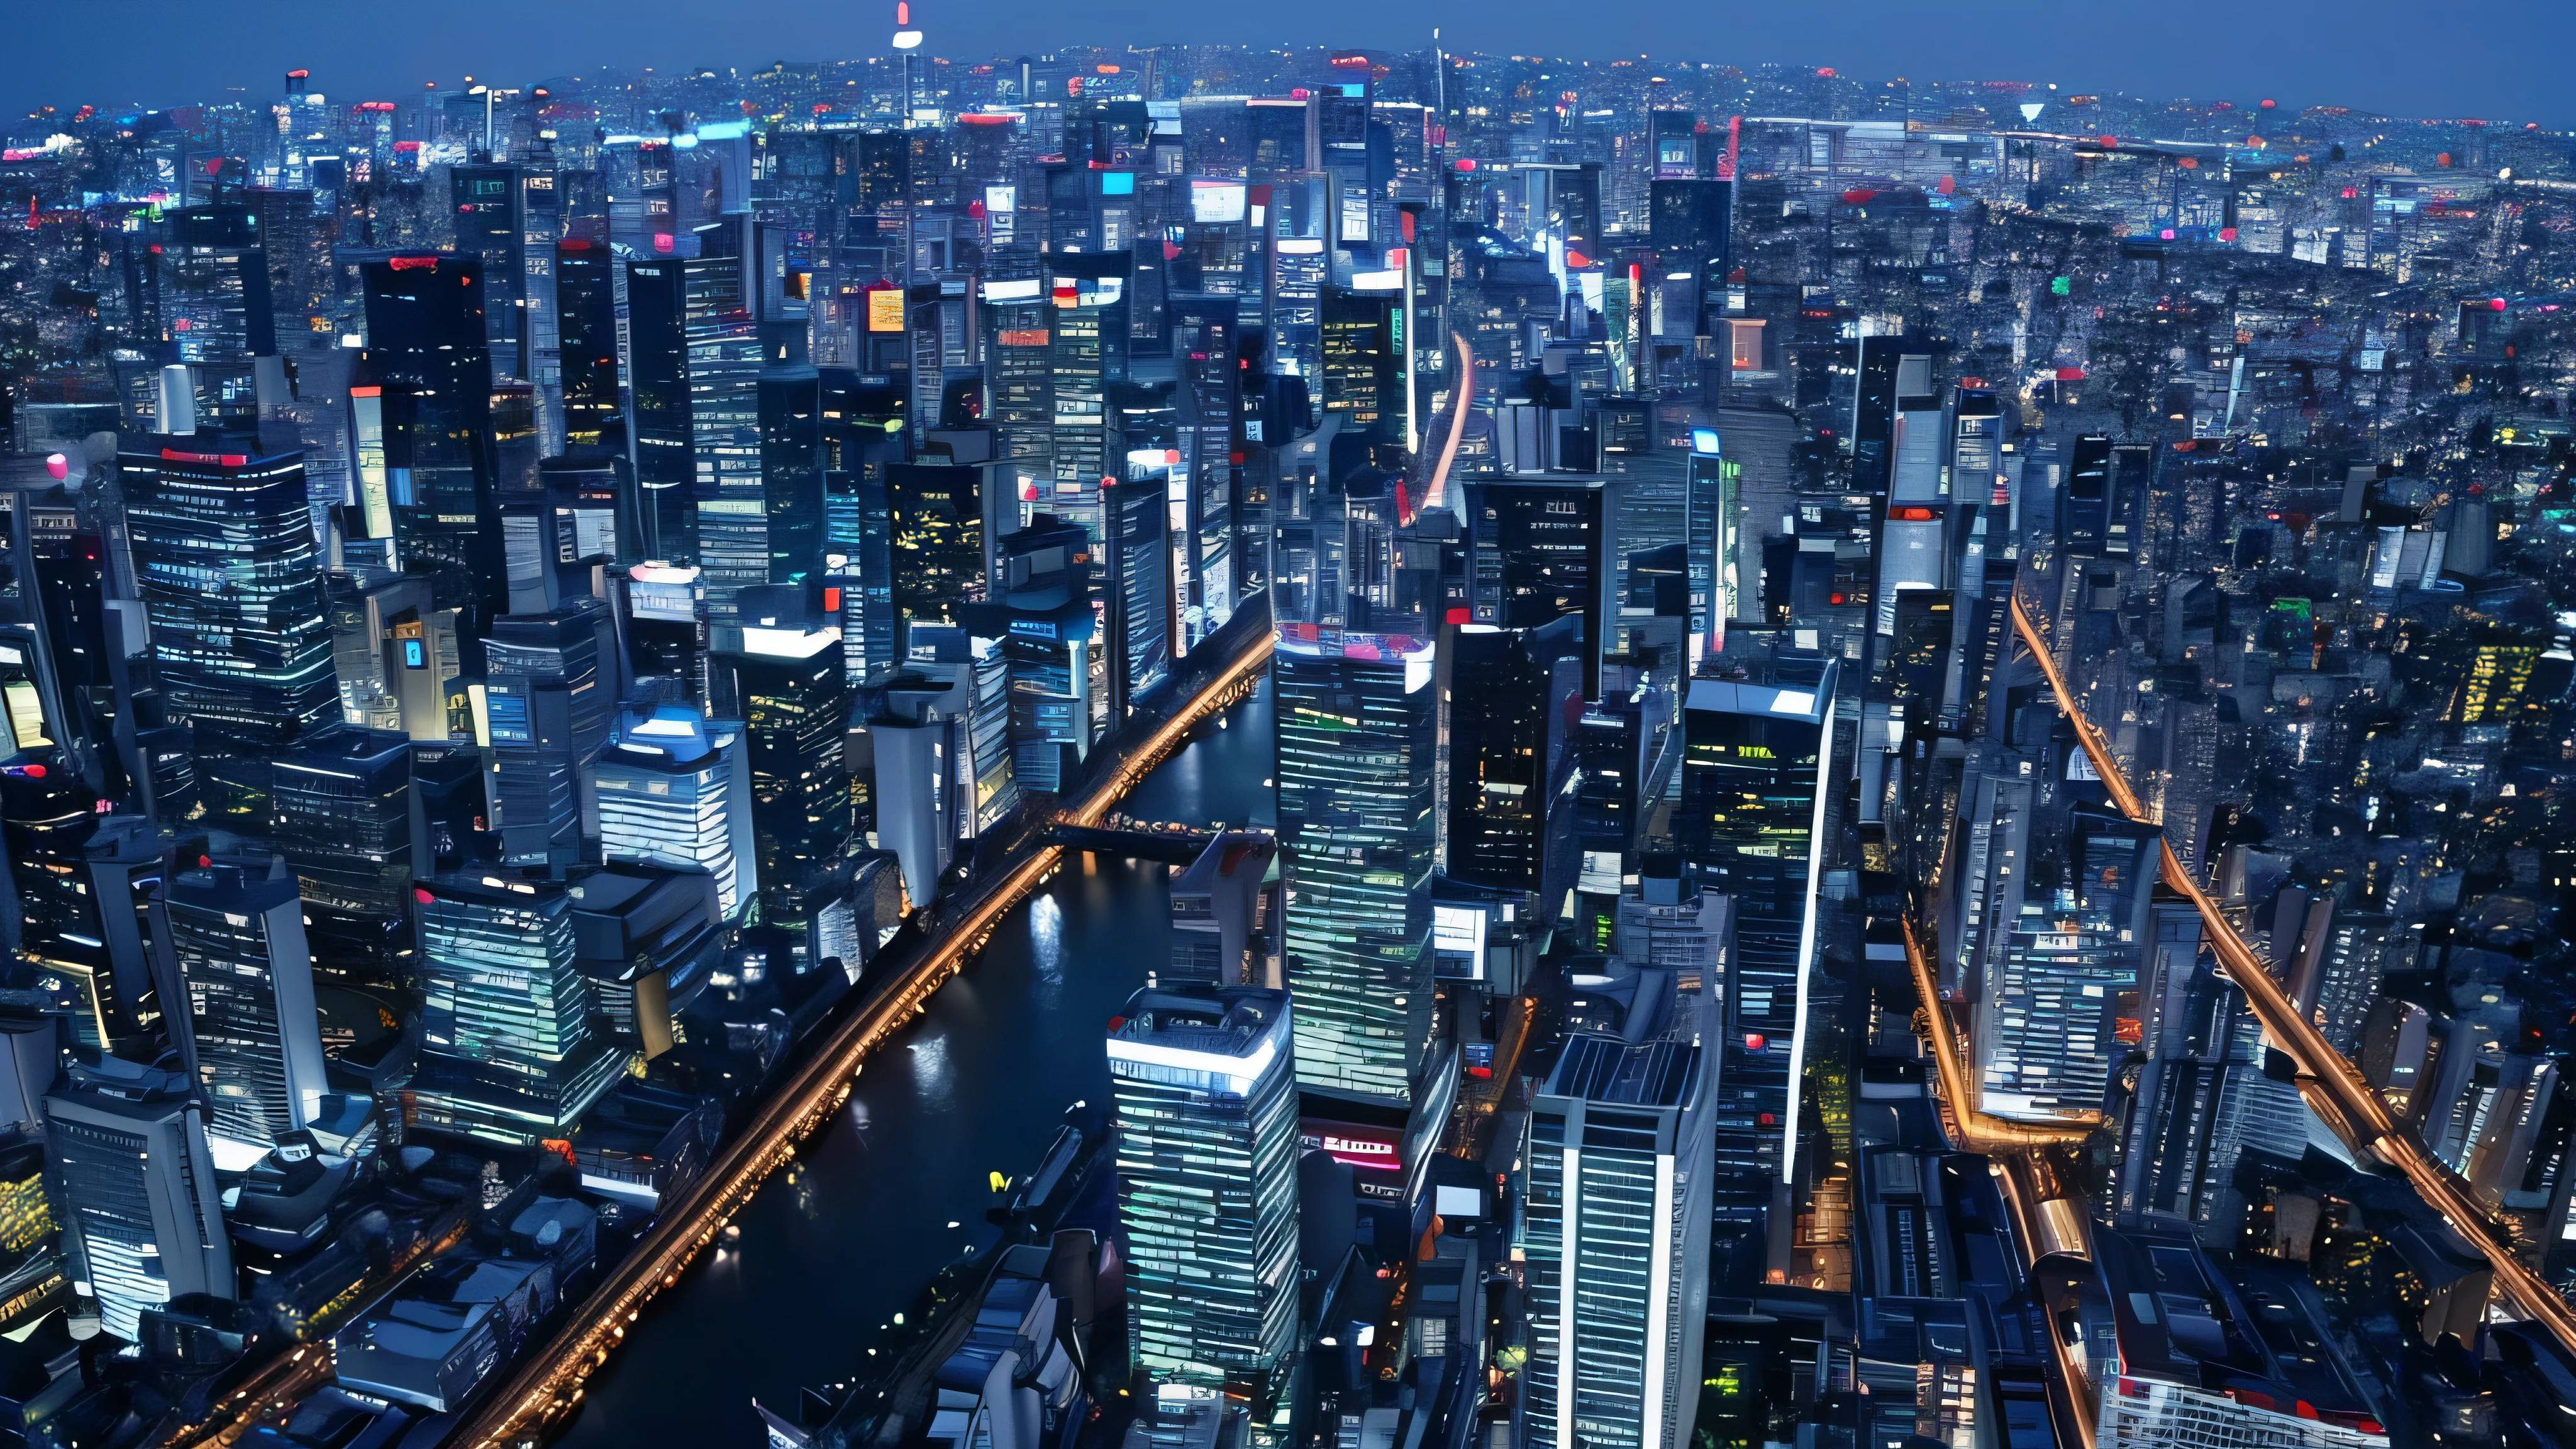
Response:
[11, 0, 2570, 130]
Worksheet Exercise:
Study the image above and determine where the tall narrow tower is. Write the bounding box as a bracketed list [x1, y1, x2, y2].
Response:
[892, 1, 924, 125]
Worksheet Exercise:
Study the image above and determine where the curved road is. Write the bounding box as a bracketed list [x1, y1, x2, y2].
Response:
[2007, 593, 2576, 1348]
[455, 625, 1277, 1449]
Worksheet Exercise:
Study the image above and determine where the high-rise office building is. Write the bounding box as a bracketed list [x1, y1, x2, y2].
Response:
[272, 724, 415, 991]
[597, 699, 757, 922]
[164, 864, 331, 1166]
[412, 875, 630, 1146]
[755, 360, 830, 605]
[960, 514, 1101, 794]
[625, 254, 699, 565]
[2112, 903, 2318, 1244]
[1174, 296, 1240, 636]
[358, 255, 506, 638]
[1108, 984, 1301, 1389]
[482, 599, 618, 870]
[1442, 625, 1555, 893]
[450, 164, 528, 382]
[1101, 474, 1171, 720]
[1273, 625, 1436, 1106]
[1521, 976, 1719, 1449]
[1472, 476, 1618, 699]
[45, 1057, 235, 1342]
[123, 436, 340, 817]
[555, 238, 624, 452]
[716, 602, 852, 922]
[1046, 252, 1131, 539]
[1674, 658, 1837, 1197]
[1, 763, 161, 1052]
[1976, 806, 2158, 1123]
[887, 462, 988, 656]
[1318, 286, 1397, 446]
[156, 206, 278, 431]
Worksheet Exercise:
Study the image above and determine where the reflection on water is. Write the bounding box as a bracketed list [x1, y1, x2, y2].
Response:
[905, 1035, 953, 1113]
[1028, 894, 1066, 1004]
[553, 682, 1274, 1449]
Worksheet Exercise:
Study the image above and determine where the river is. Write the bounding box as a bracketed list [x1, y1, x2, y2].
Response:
[550, 678, 1277, 1448]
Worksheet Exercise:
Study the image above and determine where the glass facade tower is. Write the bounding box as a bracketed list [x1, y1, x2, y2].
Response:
[1272, 626, 1436, 1106]
[123, 440, 339, 818]
[1108, 984, 1301, 1388]
[164, 865, 330, 1165]
[45, 1060, 234, 1342]
[412, 875, 630, 1146]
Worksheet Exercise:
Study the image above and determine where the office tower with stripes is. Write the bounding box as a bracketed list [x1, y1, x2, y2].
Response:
[597, 699, 757, 921]
[45, 1058, 235, 1342]
[411, 875, 630, 1146]
[122, 438, 339, 818]
[1108, 984, 1301, 1390]
[164, 864, 331, 1167]
[1272, 625, 1436, 1107]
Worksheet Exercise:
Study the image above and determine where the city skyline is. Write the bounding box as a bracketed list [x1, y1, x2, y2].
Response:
[8, 1, 2576, 133]
[2, 16, 2575, 1449]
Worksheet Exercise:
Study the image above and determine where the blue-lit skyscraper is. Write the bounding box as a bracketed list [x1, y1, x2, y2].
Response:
[163, 865, 331, 1167]
[597, 699, 757, 921]
[682, 226, 765, 632]
[1102, 473, 1170, 721]
[1108, 984, 1301, 1389]
[122, 436, 340, 819]
[45, 1057, 234, 1342]
[483, 599, 617, 871]
[1272, 625, 1436, 1106]
[412, 875, 630, 1146]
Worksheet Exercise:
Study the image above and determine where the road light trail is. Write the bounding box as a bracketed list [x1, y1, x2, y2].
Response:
[2006, 593, 2576, 1348]
[1900, 916, 2099, 1153]
[438, 625, 1275, 1449]
[155, 1212, 474, 1448]
[1900, 916, 2098, 1449]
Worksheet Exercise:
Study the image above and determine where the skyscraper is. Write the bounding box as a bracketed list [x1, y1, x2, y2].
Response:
[163, 864, 331, 1167]
[555, 238, 625, 452]
[272, 724, 415, 991]
[680, 226, 767, 627]
[597, 699, 757, 922]
[887, 462, 988, 655]
[1273, 624, 1436, 1107]
[1101, 473, 1171, 720]
[1108, 984, 1301, 1389]
[358, 255, 506, 638]
[1521, 1028, 1718, 1449]
[1975, 806, 2158, 1123]
[45, 1057, 235, 1342]
[122, 437, 340, 817]
[412, 875, 630, 1146]
[1674, 658, 1837, 1197]
[1472, 476, 1618, 699]
[716, 602, 852, 930]
[624, 255, 699, 565]
[1442, 625, 1555, 893]
[155, 206, 278, 432]
[482, 599, 618, 871]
